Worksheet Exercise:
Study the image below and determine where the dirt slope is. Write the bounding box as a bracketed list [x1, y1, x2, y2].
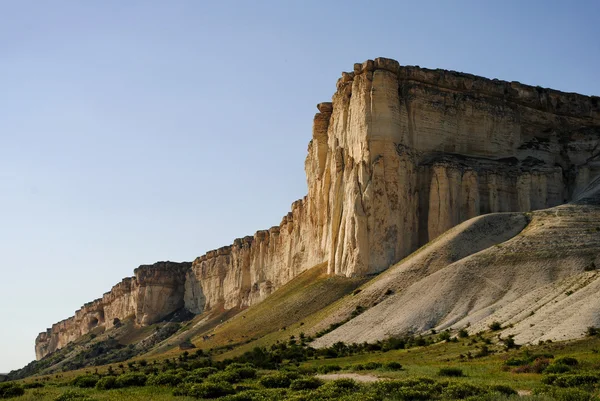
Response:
[313, 181, 600, 347]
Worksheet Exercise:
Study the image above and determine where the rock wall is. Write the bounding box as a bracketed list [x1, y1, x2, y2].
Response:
[35, 262, 189, 360]
[35, 58, 600, 360]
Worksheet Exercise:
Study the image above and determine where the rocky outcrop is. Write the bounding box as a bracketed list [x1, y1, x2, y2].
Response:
[35, 262, 189, 360]
[35, 58, 600, 360]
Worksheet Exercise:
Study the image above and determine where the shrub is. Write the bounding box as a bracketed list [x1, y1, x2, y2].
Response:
[316, 364, 342, 374]
[438, 367, 464, 377]
[504, 357, 529, 367]
[442, 383, 486, 399]
[207, 371, 242, 384]
[555, 357, 579, 366]
[536, 387, 594, 401]
[458, 329, 469, 338]
[223, 389, 288, 401]
[53, 390, 94, 401]
[489, 384, 517, 395]
[438, 331, 451, 342]
[259, 373, 292, 388]
[488, 321, 502, 331]
[315, 378, 360, 399]
[147, 372, 181, 386]
[192, 367, 218, 377]
[513, 357, 551, 373]
[71, 374, 99, 388]
[173, 382, 194, 396]
[383, 362, 403, 371]
[0, 382, 25, 398]
[188, 381, 235, 398]
[368, 378, 442, 400]
[364, 362, 383, 370]
[95, 375, 119, 390]
[551, 374, 599, 388]
[290, 377, 324, 391]
[23, 382, 44, 389]
[545, 364, 572, 374]
[115, 372, 147, 387]
[322, 378, 359, 391]
[225, 365, 257, 380]
[586, 327, 598, 336]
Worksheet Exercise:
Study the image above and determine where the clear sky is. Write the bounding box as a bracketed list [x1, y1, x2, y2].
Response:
[1, 0, 599, 373]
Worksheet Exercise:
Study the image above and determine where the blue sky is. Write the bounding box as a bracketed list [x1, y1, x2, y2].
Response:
[1, 0, 599, 372]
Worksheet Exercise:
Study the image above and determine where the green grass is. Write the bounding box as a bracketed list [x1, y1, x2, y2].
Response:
[11, 334, 600, 400]
[14, 385, 196, 401]
[300, 334, 600, 393]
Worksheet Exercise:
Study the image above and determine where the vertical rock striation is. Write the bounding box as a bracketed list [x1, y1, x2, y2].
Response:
[35, 58, 600, 359]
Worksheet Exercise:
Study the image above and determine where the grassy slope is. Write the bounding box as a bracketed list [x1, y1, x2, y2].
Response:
[17, 334, 600, 400]
[303, 334, 600, 391]
[182, 262, 366, 357]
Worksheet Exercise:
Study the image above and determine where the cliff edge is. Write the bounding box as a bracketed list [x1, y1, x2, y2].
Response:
[35, 57, 600, 359]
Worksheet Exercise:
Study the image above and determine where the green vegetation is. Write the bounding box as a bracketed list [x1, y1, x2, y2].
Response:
[0, 382, 24, 398]
[6, 331, 600, 400]
[438, 367, 464, 377]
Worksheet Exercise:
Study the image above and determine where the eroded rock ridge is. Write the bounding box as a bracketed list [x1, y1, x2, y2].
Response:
[35, 58, 600, 359]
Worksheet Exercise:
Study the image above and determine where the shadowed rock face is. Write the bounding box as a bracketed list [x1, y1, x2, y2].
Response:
[35, 58, 600, 360]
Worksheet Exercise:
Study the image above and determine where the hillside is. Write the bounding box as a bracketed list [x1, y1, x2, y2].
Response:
[312, 184, 600, 347]
[8, 58, 599, 401]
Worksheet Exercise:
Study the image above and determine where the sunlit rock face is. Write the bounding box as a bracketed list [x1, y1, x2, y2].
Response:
[34, 262, 189, 360]
[35, 58, 600, 360]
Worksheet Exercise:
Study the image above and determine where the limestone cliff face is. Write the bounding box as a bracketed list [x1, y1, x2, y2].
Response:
[35, 58, 600, 360]
[35, 262, 189, 360]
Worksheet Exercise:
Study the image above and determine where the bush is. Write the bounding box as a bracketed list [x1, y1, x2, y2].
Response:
[207, 371, 242, 384]
[54, 390, 94, 401]
[504, 357, 529, 367]
[23, 382, 44, 389]
[316, 364, 342, 374]
[188, 381, 235, 398]
[438, 331, 451, 341]
[71, 374, 99, 388]
[222, 389, 288, 401]
[290, 377, 324, 391]
[173, 382, 194, 396]
[259, 373, 292, 388]
[191, 367, 218, 378]
[95, 376, 119, 390]
[115, 372, 147, 387]
[488, 321, 502, 331]
[0, 382, 25, 398]
[555, 357, 579, 366]
[322, 378, 359, 391]
[513, 357, 551, 373]
[363, 362, 382, 370]
[458, 329, 469, 338]
[545, 364, 572, 374]
[550, 374, 599, 388]
[438, 367, 464, 377]
[147, 372, 181, 386]
[226, 366, 257, 380]
[442, 382, 486, 399]
[536, 387, 594, 401]
[489, 384, 517, 395]
[383, 362, 403, 371]
[368, 378, 442, 400]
